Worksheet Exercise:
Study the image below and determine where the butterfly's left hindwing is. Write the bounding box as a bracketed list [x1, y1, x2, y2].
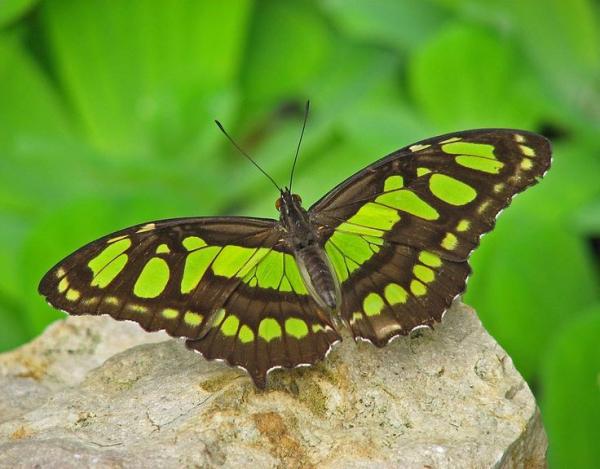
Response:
[39, 217, 340, 387]
[311, 129, 551, 345]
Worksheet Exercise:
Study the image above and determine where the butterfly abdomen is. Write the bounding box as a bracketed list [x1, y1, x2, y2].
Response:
[295, 244, 341, 315]
[278, 189, 341, 318]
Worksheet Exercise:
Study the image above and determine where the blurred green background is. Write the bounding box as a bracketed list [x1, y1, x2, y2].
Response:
[1, 0, 598, 466]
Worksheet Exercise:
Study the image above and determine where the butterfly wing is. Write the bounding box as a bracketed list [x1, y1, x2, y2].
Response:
[39, 216, 340, 387]
[310, 129, 551, 345]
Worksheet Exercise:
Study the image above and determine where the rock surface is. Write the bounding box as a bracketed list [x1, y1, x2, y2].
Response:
[0, 302, 546, 468]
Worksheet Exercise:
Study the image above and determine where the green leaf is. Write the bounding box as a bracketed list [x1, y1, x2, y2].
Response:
[409, 23, 546, 130]
[0, 129, 229, 226]
[242, 0, 330, 106]
[575, 198, 600, 236]
[509, 0, 600, 128]
[295, 41, 405, 201]
[240, 41, 403, 215]
[322, 0, 447, 50]
[465, 138, 600, 380]
[0, 32, 71, 147]
[0, 300, 29, 353]
[0, 216, 28, 301]
[226, 39, 400, 213]
[518, 140, 600, 224]
[338, 82, 429, 157]
[466, 206, 600, 379]
[0, 0, 38, 28]
[306, 40, 398, 124]
[0, 139, 105, 220]
[541, 306, 600, 469]
[431, 0, 600, 132]
[40, 0, 252, 156]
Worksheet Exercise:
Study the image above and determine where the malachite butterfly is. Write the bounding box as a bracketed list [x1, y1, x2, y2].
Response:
[39, 121, 551, 388]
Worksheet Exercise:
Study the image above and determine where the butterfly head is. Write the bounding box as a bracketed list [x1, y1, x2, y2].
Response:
[276, 189, 313, 247]
[275, 189, 302, 213]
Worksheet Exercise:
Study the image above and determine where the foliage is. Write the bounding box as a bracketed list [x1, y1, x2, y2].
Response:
[542, 306, 600, 467]
[0, 0, 598, 466]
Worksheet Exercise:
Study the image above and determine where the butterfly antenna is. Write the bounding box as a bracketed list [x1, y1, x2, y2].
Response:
[215, 120, 281, 192]
[289, 100, 310, 192]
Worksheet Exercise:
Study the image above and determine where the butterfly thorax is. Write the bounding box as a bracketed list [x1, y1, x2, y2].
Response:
[277, 190, 341, 320]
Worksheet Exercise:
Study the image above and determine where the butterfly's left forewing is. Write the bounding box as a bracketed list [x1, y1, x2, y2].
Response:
[39, 217, 340, 387]
[311, 129, 551, 345]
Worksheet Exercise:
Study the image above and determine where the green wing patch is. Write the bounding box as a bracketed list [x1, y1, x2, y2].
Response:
[39, 217, 339, 387]
[313, 129, 551, 344]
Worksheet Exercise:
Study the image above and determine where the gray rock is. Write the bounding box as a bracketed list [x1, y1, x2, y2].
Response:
[0, 302, 546, 468]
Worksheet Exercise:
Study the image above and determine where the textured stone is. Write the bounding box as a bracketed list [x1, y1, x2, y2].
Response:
[0, 302, 547, 468]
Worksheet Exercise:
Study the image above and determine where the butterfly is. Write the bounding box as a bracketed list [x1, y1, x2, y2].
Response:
[39, 105, 551, 388]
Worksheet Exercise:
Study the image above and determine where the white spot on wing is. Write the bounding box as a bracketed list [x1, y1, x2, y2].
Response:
[136, 223, 156, 233]
[409, 144, 430, 152]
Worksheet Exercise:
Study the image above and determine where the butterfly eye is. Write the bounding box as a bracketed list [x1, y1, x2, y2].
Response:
[292, 194, 302, 205]
[275, 197, 282, 211]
